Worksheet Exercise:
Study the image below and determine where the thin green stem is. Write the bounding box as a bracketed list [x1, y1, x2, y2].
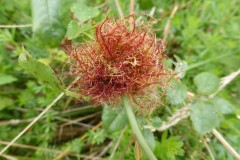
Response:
[123, 96, 157, 160]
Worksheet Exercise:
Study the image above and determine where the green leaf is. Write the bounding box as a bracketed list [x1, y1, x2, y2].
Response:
[64, 89, 90, 100]
[194, 72, 220, 95]
[212, 97, 233, 114]
[18, 49, 64, 92]
[0, 96, 14, 111]
[66, 20, 81, 39]
[32, 0, 65, 46]
[174, 55, 188, 79]
[154, 132, 184, 160]
[152, 117, 162, 128]
[0, 73, 17, 86]
[71, 3, 99, 23]
[102, 105, 128, 133]
[142, 129, 155, 151]
[64, 89, 81, 98]
[166, 80, 187, 105]
[66, 20, 91, 40]
[190, 99, 223, 135]
[86, 129, 107, 145]
[163, 59, 173, 68]
[65, 138, 84, 154]
[175, 61, 188, 79]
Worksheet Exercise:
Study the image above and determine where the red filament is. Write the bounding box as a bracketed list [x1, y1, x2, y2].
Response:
[63, 16, 170, 108]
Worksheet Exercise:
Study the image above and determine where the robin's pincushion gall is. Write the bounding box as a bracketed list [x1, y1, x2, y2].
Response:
[62, 16, 171, 108]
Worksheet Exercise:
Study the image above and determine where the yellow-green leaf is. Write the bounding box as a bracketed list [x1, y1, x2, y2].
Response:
[18, 49, 64, 92]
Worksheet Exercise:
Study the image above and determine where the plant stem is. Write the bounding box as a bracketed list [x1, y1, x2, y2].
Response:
[123, 96, 157, 160]
[130, 0, 135, 15]
[0, 24, 32, 28]
[0, 92, 65, 156]
[114, 0, 123, 19]
[212, 129, 240, 160]
[0, 78, 80, 156]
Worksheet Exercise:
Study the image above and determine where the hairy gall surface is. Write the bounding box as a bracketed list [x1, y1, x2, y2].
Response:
[63, 16, 171, 108]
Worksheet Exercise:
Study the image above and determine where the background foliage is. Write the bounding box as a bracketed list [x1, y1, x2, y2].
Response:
[0, 0, 239, 159]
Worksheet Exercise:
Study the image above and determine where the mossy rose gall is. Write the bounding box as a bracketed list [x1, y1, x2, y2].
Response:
[62, 16, 171, 108]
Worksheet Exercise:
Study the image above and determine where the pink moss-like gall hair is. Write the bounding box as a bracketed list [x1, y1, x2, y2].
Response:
[62, 16, 171, 108]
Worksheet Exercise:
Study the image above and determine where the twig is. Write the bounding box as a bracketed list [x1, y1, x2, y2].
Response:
[80, 122, 102, 141]
[134, 136, 142, 160]
[118, 137, 133, 160]
[86, 151, 102, 160]
[144, 68, 240, 132]
[114, 0, 123, 19]
[53, 148, 71, 160]
[0, 140, 96, 159]
[60, 105, 93, 115]
[0, 92, 65, 156]
[130, 0, 135, 15]
[0, 140, 61, 154]
[62, 97, 73, 110]
[61, 112, 101, 127]
[109, 126, 127, 160]
[0, 118, 34, 126]
[202, 138, 215, 160]
[0, 154, 18, 160]
[0, 77, 80, 156]
[149, 7, 156, 17]
[53, 122, 102, 159]
[0, 24, 32, 28]
[163, 5, 178, 41]
[210, 68, 240, 98]
[54, 116, 93, 128]
[144, 106, 190, 132]
[212, 129, 240, 160]
[98, 141, 113, 157]
[56, 113, 96, 142]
